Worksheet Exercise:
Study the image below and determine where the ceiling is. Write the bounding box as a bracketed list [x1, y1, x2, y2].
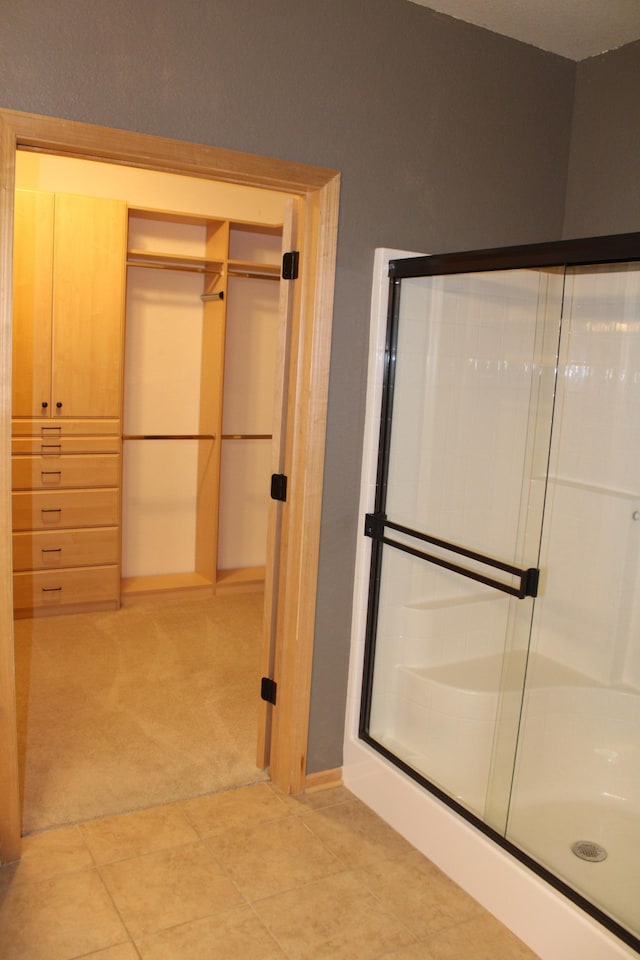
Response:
[407, 0, 640, 60]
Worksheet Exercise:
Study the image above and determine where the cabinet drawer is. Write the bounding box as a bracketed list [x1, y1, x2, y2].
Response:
[12, 418, 120, 438]
[13, 565, 120, 611]
[12, 436, 121, 456]
[12, 489, 120, 531]
[12, 454, 120, 490]
[12, 527, 119, 572]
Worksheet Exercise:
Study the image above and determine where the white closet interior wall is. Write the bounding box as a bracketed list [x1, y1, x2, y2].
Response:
[220, 263, 280, 571]
[124, 215, 209, 578]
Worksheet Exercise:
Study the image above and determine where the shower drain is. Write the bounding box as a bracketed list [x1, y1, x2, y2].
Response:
[571, 840, 608, 862]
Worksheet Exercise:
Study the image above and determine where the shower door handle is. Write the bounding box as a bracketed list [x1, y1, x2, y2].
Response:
[364, 513, 539, 600]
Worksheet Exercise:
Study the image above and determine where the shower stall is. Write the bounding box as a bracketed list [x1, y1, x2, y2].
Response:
[348, 237, 640, 956]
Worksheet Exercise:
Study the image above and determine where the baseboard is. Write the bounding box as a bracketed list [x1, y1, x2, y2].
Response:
[304, 767, 343, 793]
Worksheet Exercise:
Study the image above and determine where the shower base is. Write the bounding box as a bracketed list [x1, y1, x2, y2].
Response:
[507, 798, 640, 940]
[372, 651, 640, 945]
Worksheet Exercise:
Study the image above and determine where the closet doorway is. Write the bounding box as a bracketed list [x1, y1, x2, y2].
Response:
[0, 109, 340, 861]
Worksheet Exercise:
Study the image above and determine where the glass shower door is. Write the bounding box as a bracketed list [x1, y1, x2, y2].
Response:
[506, 262, 640, 942]
[360, 266, 564, 826]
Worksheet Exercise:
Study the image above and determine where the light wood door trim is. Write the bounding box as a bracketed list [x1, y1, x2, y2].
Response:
[0, 108, 340, 859]
[0, 111, 20, 863]
[269, 177, 340, 793]
[6, 108, 334, 193]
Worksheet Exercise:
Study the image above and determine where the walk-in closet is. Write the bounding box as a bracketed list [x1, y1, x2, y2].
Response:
[11, 150, 292, 830]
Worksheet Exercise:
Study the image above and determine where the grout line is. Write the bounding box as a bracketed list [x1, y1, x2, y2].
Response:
[245, 898, 299, 960]
[93, 862, 141, 946]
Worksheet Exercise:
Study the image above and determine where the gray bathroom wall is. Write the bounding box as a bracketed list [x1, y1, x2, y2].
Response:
[564, 39, 640, 239]
[0, 0, 576, 772]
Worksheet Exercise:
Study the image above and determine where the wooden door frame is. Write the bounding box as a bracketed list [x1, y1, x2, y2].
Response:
[0, 108, 340, 862]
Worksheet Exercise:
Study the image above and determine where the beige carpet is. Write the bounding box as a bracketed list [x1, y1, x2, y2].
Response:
[13, 592, 269, 834]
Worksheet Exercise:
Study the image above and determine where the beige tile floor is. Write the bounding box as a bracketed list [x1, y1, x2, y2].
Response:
[0, 782, 541, 960]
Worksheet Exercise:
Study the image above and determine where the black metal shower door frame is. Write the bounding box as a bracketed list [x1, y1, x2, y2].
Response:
[358, 230, 640, 957]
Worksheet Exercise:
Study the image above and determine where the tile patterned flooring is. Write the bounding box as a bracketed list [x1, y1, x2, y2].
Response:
[0, 782, 540, 960]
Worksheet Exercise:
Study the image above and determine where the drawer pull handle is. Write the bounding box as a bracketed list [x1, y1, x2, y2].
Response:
[42, 586, 62, 593]
[41, 444, 62, 455]
[41, 427, 61, 436]
[41, 471, 62, 482]
[41, 508, 62, 515]
[42, 548, 62, 554]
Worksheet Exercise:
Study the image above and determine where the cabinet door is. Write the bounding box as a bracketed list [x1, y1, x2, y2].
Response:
[52, 194, 126, 418]
[12, 190, 54, 418]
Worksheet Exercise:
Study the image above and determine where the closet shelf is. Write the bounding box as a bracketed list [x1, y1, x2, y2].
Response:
[533, 474, 640, 499]
[126, 249, 224, 274]
[121, 572, 214, 600]
[216, 566, 265, 592]
[126, 251, 281, 280]
[228, 260, 281, 280]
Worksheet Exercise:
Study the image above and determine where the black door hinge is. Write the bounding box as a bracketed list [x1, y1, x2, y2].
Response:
[282, 250, 299, 280]
[271, 473, 288, 502]
[261, 677, 277, 705]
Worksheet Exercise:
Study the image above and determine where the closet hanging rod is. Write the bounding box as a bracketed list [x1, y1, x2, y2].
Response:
[126, 260, 279, 280]
[221, 434, 272, 440]
[123, 434, 216, 441]
[227, 269, 281, 281]
[126, 259, 221, 276]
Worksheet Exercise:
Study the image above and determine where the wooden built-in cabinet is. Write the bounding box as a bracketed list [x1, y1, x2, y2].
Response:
[12, 191, 126, 419]
[11, 189, 282, 614]
[11, 190, 126, 617]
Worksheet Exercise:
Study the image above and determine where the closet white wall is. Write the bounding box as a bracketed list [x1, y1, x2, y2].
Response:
[220, 271, 280, 573]
[123, 234, 205, 578]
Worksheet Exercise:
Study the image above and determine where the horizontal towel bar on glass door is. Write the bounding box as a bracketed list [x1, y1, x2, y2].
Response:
[221, 434, 272, 440]
[364, 513, 540, 600]
[123, 434, 216, 441]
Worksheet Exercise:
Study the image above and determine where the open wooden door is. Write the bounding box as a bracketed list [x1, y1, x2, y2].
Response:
[0, 111, 21, 864]
[257, 197, 300, 768]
